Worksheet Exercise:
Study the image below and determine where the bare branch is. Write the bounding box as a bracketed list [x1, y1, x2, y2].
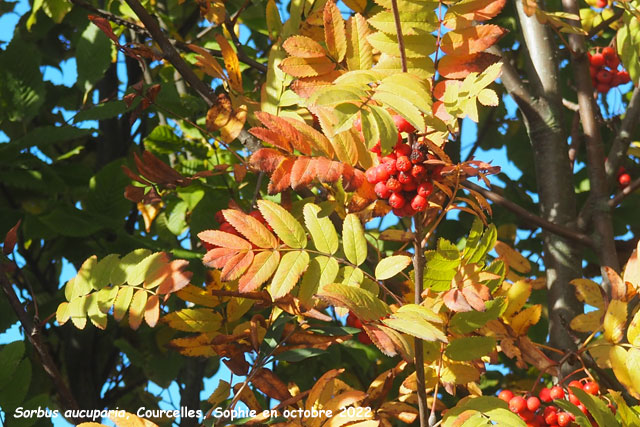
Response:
[609, 177, 640, 209]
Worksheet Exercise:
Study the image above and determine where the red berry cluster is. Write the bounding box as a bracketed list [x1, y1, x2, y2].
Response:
[617, 166, 631, 189]
[589, 47, 630, 94]
[361, 116, 443, 217]
[346, 312, 373, 345]
[595, 0, 607, 8]
[498, 380, 611, 426]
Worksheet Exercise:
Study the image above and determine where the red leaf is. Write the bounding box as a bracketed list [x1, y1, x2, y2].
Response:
[249, 127, 293, 153]
[361, 323, 398, 357]
[255, 112, 312, 155]
[88, 15, 119, 43]
[461, 286, 487, 311]
[268, 157, 295, 194]
[438, 52, 500, 79]
[443, 289, 474, 312]
[441, 25, 507, 55]
[444, 0, 507, 29]
[2, 219, 21, 255]
[203, 247, 239, 269]
[249, 148, 289, 173]
[221, 252, 254, 281]
[290, 156, 318, 189]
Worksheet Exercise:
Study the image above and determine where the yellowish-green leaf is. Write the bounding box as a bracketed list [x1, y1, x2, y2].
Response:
[374, 54, 435, 79]
[257, 199, 307, 248]
[266, 0, 282, 40]
[445, 336, 496, 361]
[341, 265, 364, 286]
[366, 105, 398, 154]
[111, 249, 152, 286]
[626, 348, 640, 398]
[397, 303, 443, 323]
[367, 31, 436, 58]
[343, 0, 366, 12]
[570, 278, 605, 309]
[371, 91, 425, 133]
[477, 88, 499, 106]
[113, 286, 134, 322]
[311, 85, 368, 108]
[368, 11, 438, 35]
[323, 1, 347, 62]
[68, 295, 88, 329]
[162, 308, 223, 332]
[439, 360, 480, 384]
[177, 284, 222, 308]
[382, 311, 447, 342]
[96, 286, 119, 313]
[126, 252, 166, 287]
[346, 14, 373, 71]
[570, 310, 604, 333]
[128, 289, 148, 330]
[317, 283, 390, 321]
[610, 345, 640, 399]
[91, 254, 120, 290]
[269, 250, 310, 300]
[330, 128, 359, 165]
[56, 302, 70, 325]
[375, 255, 412, 280]
[207, 380, 231, 407]
[238, 250, 281, 293]
[86, 293, 107, 330]
[604, 300, 628, 343]
[299, 256, 339, 306]
[343, 214, 367, 266]
[627, 308, 640, 346]
[374, 0, 435, 13]
[377, 73, 432, 114]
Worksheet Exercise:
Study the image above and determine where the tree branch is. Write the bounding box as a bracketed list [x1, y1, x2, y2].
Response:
[562, 0, 620, 278]
[609, 176, 640, 209]
[0, 269, 83, 423]
[462, 181, 593, 246]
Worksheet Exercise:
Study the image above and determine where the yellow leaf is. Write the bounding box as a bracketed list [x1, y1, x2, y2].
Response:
[128, 289, 148, 330]
[56, 302, 70, 325]
[169, 333, 219, 357]
[283, 35, 326, 58]
[503, 280, 531, 319]
[269, 250, 310, 300]
[343, 0, 366, 13]
[623, 239, 640, 289]
[510, 304, 541, 335]
[375, 255, 412, 280]
[162, 308, 222, 332]
[610, 346, 640, 399]
[226, 296, 254, 323]
[628, 308, 640, 346]
[220, 102, 247, 143]
[439, 360, 480, 384]
[177, 284, 222, 307]
[494, 241, 531, 273]
[626, 348, 640, 397]
[367, 31, 436, 58]
[570, 278, 605, 309]
[323, 1, 347, 62]
[189, 44, 226, 81]
[306, 369, 345, 412]
[238, 250, 281, 293]
[477, 88, 499, 106]
[207, 380, 231, 407]
[604, 300, 628, 343]
[570, 310, 604, 333]
[144, 295, 160, 328]
[215, 34, 242, 92]
[346, 14, 373, 71]
[201, 0, 225, 24]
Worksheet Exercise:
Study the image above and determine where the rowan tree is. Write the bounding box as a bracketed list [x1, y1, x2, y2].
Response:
[1, 0, 640, 426]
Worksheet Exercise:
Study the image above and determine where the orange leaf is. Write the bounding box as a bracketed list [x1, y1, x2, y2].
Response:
[220, 103, 247, 143]
[203, 247, 239, 269]
[291, 71, 343, 98]
[604, 266, 627, 301]
[238, 250, 280, 292]
[268, 157, 296, 194]
[283, 35, 327, 58]
[290, 156, 319, 189]
[279, 56, 336, 78]
[157, 260, 192, 295]
[443, 289, 473, 312]
[249, 128, 293, 153]
[2, 219, 21, 255]
[249, 148, 288, 173]
[284, 117, 335, 157]
[198, 230, 252, 250]
[255, 111, 312, 154]
[444, 0, 507, 30]
[223, 210, 278, 248]
[438, 52, 500, 79]
[221, 252, 254, 281]
[144, 295, 160, 327]
[323, 1, 347, 62]
[189, 44, 226, 81]
[440, 25, 507, 56]
[361, 323, 398, 357]
[215, 34, 242, 92]
[206, 93, 233, 131]
[251, 368, 293, 401]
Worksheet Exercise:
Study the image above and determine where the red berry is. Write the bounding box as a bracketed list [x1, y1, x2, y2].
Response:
[393, 115, 415, 133]
[389, 192, 406, 209]
[520, 409, 535, 421]
[214, 211, 226, 224]
[509, 396, 527, 413]
[402, 181, 418, 192]
[353, 117, 362, 131]
[526, 396, 541, 412]
[590, 53, 605, 67]
[589, 65, 599, 78]
[557, 412, 571, 427]
[569, 393, 581, 405]
[376, 164, 390, 182]
[411, 194, 427, 212]
[545, 411, 558, 425]
[498, 390, 514, 402]
[615, 70, 630, 85]
[583, 381, 599, 395]
[397, 171, 413, 184]
[410, 149, 425, 164]
[550, 386, 565, 400]
[347, 312, 357, 327]
[596, 83, 610, 93]
[619, 173, 631, 187]
[544, 406, 558, 416]
[596, 69, 613, 84]
[396, 156, 412, 172]
[411, 164, 428, 180]
[596, 0, 607, 6]
[568, 380, 583, 390]
[577, 403, 588, 414]
[358, 332, 372, 345]
[386, 178, 402, 192]
[365, 167, 379, 184]
[220, 222, 239, 236]
[417, 182, 433, 197]
[374, 181, 391, 199]
[383, 160, 397, 175]
[539, 387, 552, 402]
[395, 143, 412, 157]
[382, 153, 397, 162]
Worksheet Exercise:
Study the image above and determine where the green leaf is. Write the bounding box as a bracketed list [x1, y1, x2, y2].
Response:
[377, 73, 432, 114]
[91, 254, 121, 290]
[464, 223, 497, 265]
[269, 250, 310, 300]
[382, 311, 447, 342]
[258, 200, 307, 249]
[617, 14, 640, 86]
[423, 238, 461, 291]
[74, 100, 128, 122]
[450, 297, 507, 334]
[0, 341, 25, 388]
[445, 336, 496, 361]
[110, 249, 153, 286]
[375, 255, 412, 280]
[298, 256, 339, 306]
[0, 358, 31, 410]
[609, 390, 640, 426]
[343, 214, 367, 266]
[442, 396, 526, 427]
[39, 205, 104, 237]
[571, 387, 619, 427]
[332, 103, 362, 135]
[113, 286, 134, 322]
[371, 91, 425, 133]
[367, 105, 398, 155]
[303, 203, 339, 254]
[341, 265, 364, 286]
[76, 21, 113, 92]
[317, 283, 390, 321]
[276, 348, 325, 362]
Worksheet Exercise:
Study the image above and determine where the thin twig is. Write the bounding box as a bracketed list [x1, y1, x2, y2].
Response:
[588, 8, 624, 38]
[609, 177, 640, 208]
